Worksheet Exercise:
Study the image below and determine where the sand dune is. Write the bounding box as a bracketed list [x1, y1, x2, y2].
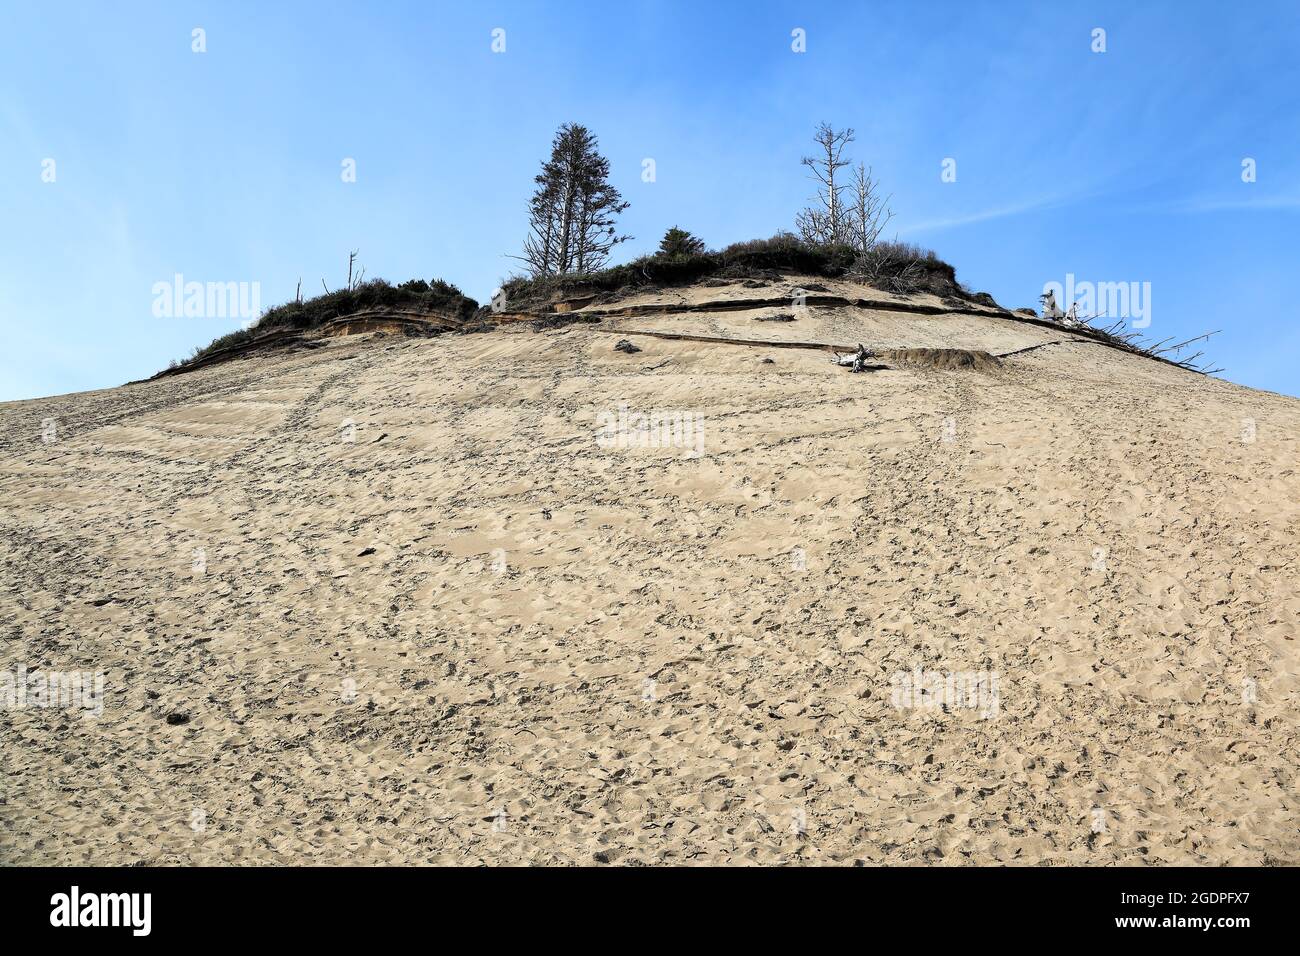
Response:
[2, 276, 1297, 865]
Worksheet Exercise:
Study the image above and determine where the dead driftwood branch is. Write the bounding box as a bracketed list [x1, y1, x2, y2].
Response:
[1152, 331, 1221, 356]
[832, 344, 875, 372]
[1067, 313, 1223, 375]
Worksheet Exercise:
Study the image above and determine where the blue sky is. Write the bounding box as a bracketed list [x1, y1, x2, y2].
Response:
[2, 0, 1298, 400]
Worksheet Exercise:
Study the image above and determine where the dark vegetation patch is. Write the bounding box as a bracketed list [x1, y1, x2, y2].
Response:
[182, 278, 477, 366]
[847, 241, 962, 298]
[496, 233, 968, 313]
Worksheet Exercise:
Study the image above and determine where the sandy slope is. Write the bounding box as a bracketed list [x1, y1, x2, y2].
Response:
[2, 276, 1297, 865]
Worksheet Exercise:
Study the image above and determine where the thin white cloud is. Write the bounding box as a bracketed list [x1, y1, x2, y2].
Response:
[899, 194, 1081, 235]
[1153, 194, 1300, 214]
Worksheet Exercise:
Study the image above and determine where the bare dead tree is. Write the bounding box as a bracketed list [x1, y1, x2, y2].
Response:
[846, 162, 893, 252]
[295, 278, 302, 304]
[347, 250, 359, 290]
[795, 123, 855, 246]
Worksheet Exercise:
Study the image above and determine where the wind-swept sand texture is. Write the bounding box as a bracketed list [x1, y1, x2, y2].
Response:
[2, 276, 1298, 865]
